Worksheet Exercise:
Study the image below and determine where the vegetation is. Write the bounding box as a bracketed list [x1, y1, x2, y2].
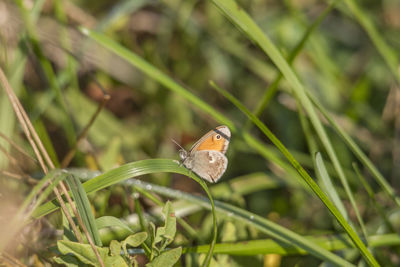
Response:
[0, 0, 399, 266]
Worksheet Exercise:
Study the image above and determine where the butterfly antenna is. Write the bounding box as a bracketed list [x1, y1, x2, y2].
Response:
[171, 138, 185, 150]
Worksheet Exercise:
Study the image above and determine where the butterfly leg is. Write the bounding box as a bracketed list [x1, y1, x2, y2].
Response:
[208, 174, 215, 183]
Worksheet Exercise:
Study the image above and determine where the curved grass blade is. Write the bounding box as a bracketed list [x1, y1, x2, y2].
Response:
[32, 160, 189, 218]
[191, 178, 217, 267]
[33, 160, 353, 266]
[33, 159, 217, 267]
[95, 216, 133, 234]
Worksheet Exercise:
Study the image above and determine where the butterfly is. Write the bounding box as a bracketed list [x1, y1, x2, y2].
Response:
[174, 126, 231, 183]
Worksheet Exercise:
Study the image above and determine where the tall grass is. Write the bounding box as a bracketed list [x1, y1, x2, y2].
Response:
[0, 0, 399, 266]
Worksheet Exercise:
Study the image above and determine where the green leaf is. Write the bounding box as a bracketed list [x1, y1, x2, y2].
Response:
[109, 240, 121, 256]
[124, 232, 148, 248]
[146, 247, 182, 267]
[57, 240, 109, 267]
[122, 232, 148, 256]
[54, 254, 84, 267]
[104, 256, 129, 267]
[96, 216, 133, 234]
[155, 201, 176, 245]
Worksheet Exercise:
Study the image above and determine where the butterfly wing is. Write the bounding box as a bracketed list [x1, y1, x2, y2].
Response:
[190, 125, 231, 154]
[183, 150, 228, 183]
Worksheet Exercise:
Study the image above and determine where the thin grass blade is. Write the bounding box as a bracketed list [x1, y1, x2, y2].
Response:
[66, 174, 102, 246]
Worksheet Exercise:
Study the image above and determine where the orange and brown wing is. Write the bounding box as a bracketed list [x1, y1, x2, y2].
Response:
[191, 126, 231, 153]
[196, 133, 226, 152]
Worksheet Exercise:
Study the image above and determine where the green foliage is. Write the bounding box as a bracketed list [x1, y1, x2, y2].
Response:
[55, 202, 180, 267]
[146, 247, 182, 267]
[55, 232, 147, 267]
[1, 0, 400, 266]
[153, 202, 176, 249]
[56, 240, 111, 267]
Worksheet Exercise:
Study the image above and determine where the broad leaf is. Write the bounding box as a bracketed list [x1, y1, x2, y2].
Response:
[146, 247, 182, 267]
[57, 240, 108, 267]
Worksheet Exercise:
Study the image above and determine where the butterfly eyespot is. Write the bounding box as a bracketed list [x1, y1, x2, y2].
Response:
[216, 134, 221, 140]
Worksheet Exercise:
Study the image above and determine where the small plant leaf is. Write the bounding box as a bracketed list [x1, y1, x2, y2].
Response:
[124, 232, 148, 248]
[96, 216, 133, 233]
[155, 201, 176, 245]
[104, 255, 129, 267]
[57, 240, 109, 267]
[109, 240, 121, 256]
[122, 232, 148, 256]
[54, 254, 83, 267]
[146, 247, 182, 267]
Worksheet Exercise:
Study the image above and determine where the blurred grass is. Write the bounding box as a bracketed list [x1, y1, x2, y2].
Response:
[1, 0, 400, 266]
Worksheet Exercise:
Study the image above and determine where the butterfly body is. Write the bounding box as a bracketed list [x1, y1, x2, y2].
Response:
[179, 126, 231, 183]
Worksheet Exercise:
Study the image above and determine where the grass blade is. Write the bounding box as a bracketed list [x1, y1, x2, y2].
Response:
[66, 174, 102, 246]
[315, 152, 348, 222]
[308, 92, 400, 208]
[185, 233, 400, 256]
[341, 0, 400, 84]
